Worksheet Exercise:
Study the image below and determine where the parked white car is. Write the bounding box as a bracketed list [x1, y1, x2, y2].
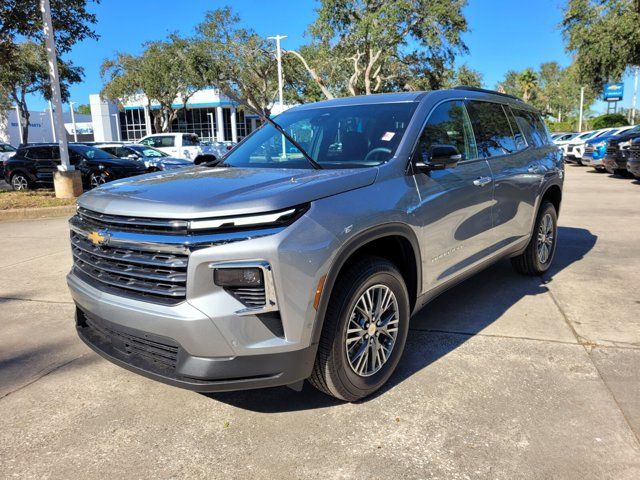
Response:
[564, 129, 611, 163]
[138, 133, 232, 164]
[0, 143, 17, 163]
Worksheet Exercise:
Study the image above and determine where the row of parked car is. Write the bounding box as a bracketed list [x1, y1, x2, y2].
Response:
[552, 125, 640, 179]
[1, 133, 235, 191]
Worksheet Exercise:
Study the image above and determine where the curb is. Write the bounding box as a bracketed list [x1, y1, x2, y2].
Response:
[0, 204, 76, 222]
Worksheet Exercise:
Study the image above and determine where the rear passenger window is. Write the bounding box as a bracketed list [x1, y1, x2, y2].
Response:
[158, 136, 175, 147]
[511, 108, 548, 148]
[466, 101, 517, 157]
[25, 147, 52, 159]
[505, 109, 527, 151]
[418, 100, 478, 161]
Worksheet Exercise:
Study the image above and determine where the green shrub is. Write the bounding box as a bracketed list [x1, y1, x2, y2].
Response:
[590, 114, 629, 130]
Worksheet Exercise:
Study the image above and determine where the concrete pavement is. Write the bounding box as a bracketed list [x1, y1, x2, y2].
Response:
[1, 166, 639, 479]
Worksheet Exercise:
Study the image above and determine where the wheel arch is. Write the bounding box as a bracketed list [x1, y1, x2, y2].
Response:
[311, 223, 422, 346]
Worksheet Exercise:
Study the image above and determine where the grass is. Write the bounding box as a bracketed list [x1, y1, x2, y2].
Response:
[0, 189, 76, 210]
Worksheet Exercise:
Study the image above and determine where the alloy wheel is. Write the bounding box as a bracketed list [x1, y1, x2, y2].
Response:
[90, 172, 107, 189]
[536, 213, 554, 264]
[345, 284, 399, 377]
[11, 175, 28, 191]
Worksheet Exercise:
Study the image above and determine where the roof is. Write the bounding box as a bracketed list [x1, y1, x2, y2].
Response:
[293, 91, 427, 110]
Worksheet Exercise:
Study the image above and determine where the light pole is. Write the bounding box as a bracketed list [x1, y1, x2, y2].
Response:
[111, 113, 121, 141]
[268, 34, 288, 158]
[69, 101, 78, 142]
[631, 66, 639, 125]
[14, 105, 23, 145]
[207, 112, 215, 141]
[48, 100, 56, 142]
[40, 0, 70, 171]
[578, 86, 585, 132]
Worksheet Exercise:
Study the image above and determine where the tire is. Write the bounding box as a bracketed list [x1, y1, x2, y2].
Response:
[309, 257, 410, 401]
[613, 168, 628, 177]
[511, 201, 558, 276]
[10, 172, 30, 191]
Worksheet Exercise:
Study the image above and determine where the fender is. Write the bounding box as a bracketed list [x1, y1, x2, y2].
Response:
[310, 222, 422, 346]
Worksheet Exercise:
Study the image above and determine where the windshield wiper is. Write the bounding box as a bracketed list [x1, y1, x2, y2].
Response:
[205, 93, 322, 170]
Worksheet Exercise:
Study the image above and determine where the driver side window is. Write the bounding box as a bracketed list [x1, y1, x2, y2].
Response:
[418, 101, 477, 162]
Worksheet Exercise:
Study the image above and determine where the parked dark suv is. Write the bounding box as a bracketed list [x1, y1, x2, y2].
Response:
[627, 137, 640, 179]
[67, 87, 564, 401]
[4, 143, 148, 190]
[603, 126, 640, 175]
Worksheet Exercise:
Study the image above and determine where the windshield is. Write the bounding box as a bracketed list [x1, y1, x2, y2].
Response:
[70, 145, 117, 160]
[129, 145, 168, 157]
[221, 102, 418, 169]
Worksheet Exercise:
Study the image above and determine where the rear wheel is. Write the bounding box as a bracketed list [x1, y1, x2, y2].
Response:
[309, 257, 410, 401]
[613, 168, 629, 176]
[10, 173, 30, 191]
[511, 201, 558, 276]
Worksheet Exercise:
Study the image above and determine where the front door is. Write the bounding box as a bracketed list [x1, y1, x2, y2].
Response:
[411, 100, 495, 288]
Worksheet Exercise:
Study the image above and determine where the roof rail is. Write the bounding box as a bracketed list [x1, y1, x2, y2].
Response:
[453, 85, 524, 102]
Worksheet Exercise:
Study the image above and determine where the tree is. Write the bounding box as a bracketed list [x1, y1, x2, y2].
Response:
[101, 36, 205, 132]
[0, 41, 82, 143]
[496, 70, 523, 98]
[517, 68, 538, 103]
[189, 8, 281, 116]
[448, 64, 483, 88]
[562, 0, 640, 90]
[0, 0, 97, 141]
[286, 0, 469, 98]
[75, 104, 91, 115]
[590, 113, 629, 129]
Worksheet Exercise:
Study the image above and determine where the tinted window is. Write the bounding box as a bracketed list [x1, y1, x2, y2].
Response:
[416, 100, 477, 161]
[0, 144, 16, 152]
[69, 145, 116, 160]
[511, 108, 548, 148]
[505, 108, 528, 151]
[466, 101, 517, 157]
[100, 147, 118, 156]
[158, 136, 175, 147]
[182, 134, 199, 146]
[26, 147, 53, 160]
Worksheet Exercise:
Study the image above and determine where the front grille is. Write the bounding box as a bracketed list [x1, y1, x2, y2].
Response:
[71, 231, 188, 304]
[226, 286, 267, 307]
[629, 145, 640, 161]
[77, 207, 189, 235]
[78, 309, 179, 372]
[584, 145, 594, 155]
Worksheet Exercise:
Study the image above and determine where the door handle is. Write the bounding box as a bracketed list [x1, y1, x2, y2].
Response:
[473, 176, 492, 187]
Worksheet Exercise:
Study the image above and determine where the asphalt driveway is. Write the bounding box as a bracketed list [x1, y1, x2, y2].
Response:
[1, 166, 639, 479]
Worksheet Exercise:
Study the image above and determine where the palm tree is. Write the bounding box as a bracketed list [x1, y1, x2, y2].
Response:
[518, 68, 538, 103]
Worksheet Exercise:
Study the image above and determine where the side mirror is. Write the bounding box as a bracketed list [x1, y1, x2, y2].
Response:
[414, 144, 462, 172]
[126, 154, 139, 160]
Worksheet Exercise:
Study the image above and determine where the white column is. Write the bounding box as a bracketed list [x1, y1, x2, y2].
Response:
[144, 105, 153, 136]
[14, 105, 23, 144]
[230, 106, 238, 143]
[216, 106, 225, 142]
[578, 86, 585, 133]
[631, 67, 639, 125]
[250, 118, 257, 133]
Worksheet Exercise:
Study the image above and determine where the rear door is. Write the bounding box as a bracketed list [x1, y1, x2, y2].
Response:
[412, 100, 495, 286]
[27, 146, 58, 183]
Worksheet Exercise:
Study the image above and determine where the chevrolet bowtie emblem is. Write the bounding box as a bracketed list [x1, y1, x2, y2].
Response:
[88, 230, 108, 246]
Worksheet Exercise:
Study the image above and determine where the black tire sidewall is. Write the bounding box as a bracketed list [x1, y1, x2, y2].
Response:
[330, 265, 409, 398]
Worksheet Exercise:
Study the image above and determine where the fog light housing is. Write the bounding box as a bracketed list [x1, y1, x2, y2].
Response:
[214, 268, 263, 287]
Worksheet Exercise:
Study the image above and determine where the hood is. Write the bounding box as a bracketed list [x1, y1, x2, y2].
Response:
[608, 129, 640, 144]
[77, 166, 378, 218]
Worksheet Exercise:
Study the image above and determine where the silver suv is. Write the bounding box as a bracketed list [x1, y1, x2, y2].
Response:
[67, 88, 563, 401]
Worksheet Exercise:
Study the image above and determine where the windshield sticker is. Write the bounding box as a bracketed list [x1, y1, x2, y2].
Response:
[381, 132, 396, 141]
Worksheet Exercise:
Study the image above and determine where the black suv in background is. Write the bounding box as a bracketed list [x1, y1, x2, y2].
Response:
[603, 126, 640, 175]
[627, 137, 640, 179]
[3, 143, 148, 191]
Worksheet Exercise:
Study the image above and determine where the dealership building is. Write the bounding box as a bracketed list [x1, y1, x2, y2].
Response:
[90, 87, 277, 144]
[1, 88, 284, 147]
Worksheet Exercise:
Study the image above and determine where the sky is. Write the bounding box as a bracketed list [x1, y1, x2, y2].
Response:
[27, 0, 638, 115]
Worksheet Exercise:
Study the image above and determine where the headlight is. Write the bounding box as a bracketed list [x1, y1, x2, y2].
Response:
[595, 141, 606, 148]
[188, 204, 308, 231]
[214, 268, 263, 288]
[619, 141, 631, 149]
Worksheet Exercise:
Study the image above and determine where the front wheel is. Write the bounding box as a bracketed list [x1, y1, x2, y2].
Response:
[309, 257, 410, 401]
[89, 171, 108, 189]
[10, 173, 30, 191]
[511, 201, 558, 276]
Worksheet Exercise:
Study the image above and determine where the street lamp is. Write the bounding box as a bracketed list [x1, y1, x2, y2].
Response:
[268, 34, 288, 158]
[69, 101, 78, 142]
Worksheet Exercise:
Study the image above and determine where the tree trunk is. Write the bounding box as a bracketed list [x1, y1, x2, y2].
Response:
[11, 89, 30, 144]
[284, 50, 334, 100]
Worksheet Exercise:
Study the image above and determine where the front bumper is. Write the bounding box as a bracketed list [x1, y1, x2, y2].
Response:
[75, 305, 315, 391]
[627, 158, 640, 177]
